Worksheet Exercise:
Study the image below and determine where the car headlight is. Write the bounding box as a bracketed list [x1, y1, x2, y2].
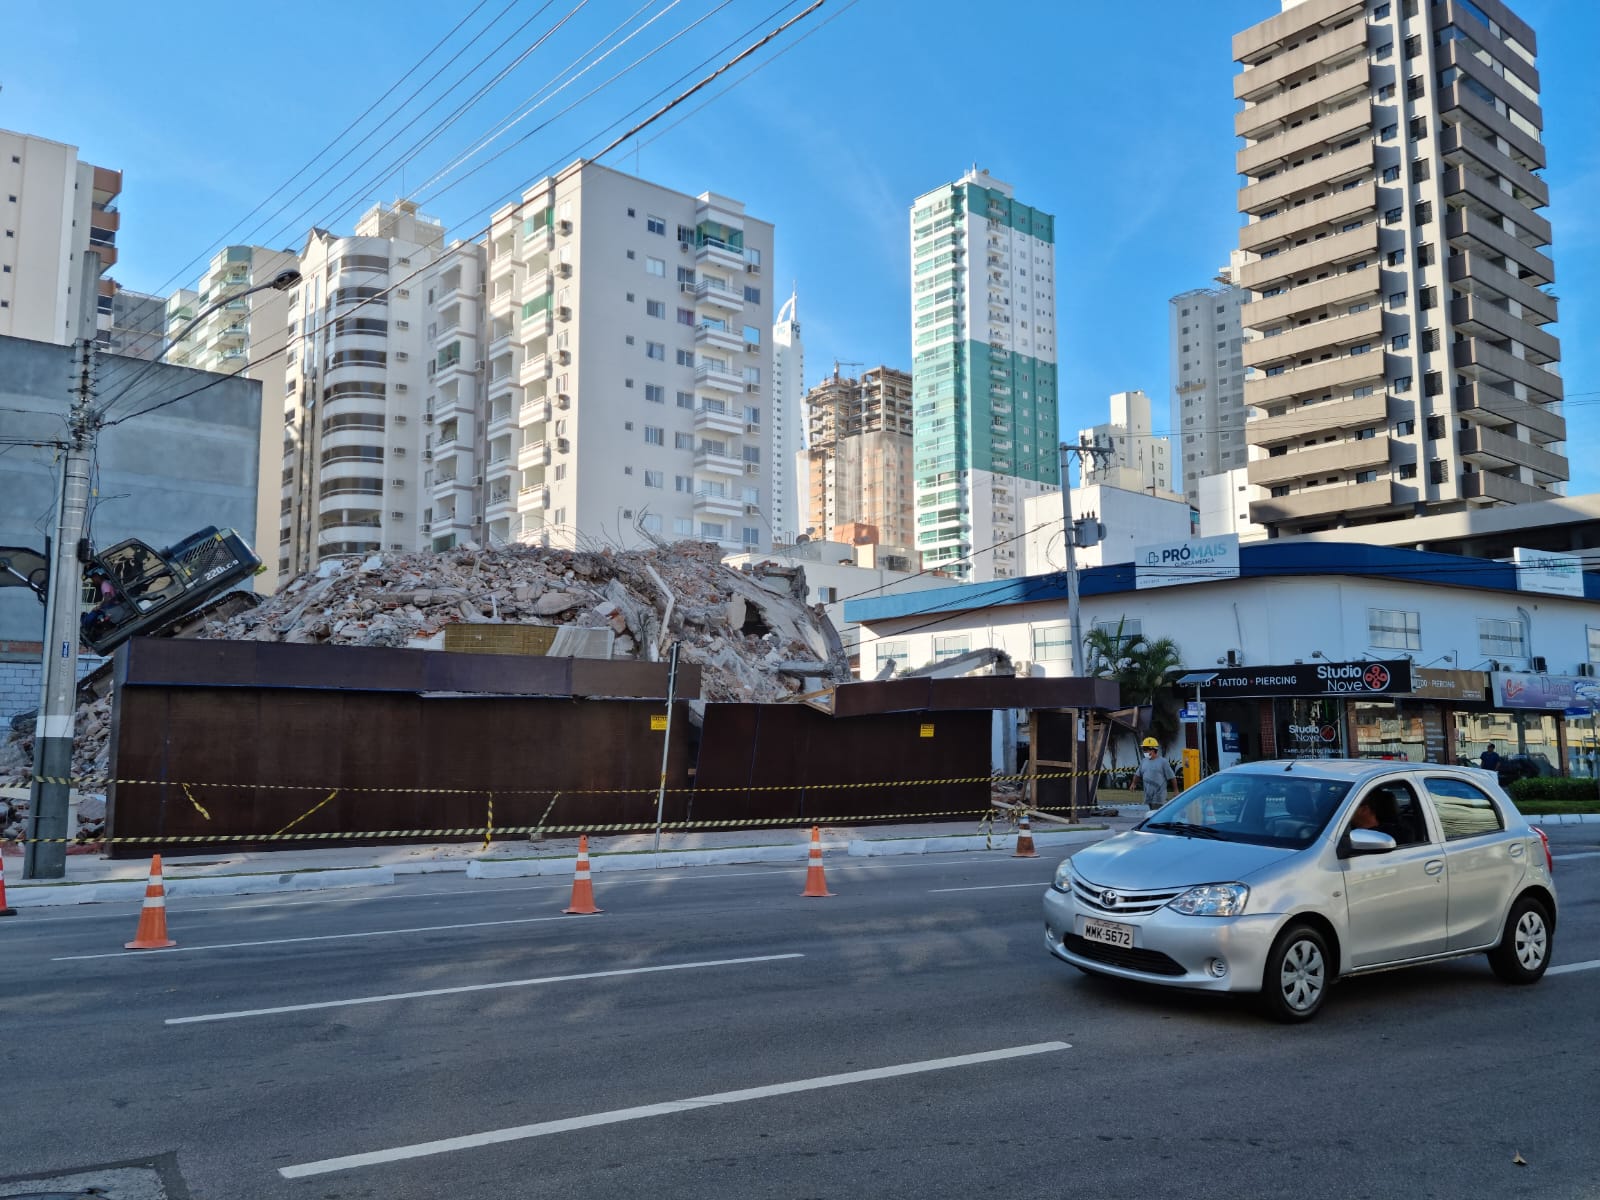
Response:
[1052, 860, 1075, 891]
[1167, 883, 1249, 917]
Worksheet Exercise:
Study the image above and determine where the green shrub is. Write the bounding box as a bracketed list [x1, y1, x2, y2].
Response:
[1508, 777, 1600, 805]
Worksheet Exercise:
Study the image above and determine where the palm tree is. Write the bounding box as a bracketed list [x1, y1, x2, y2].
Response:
[1082, 617, 1185, 756]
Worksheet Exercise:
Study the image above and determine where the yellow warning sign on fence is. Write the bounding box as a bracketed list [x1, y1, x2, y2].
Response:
[650, 714, 668, 731]
[920, 723, 935, 738]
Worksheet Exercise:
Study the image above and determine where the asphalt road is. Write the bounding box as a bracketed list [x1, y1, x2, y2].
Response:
[2, 826, 1597, 1200]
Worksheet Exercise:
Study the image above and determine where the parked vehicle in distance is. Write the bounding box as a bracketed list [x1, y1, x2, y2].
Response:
[1043, 759, 1557, 1021]
[1497, 752, 1558, 786]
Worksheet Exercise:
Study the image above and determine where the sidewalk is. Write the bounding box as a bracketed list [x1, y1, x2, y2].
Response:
[1, 808, 1149, 910]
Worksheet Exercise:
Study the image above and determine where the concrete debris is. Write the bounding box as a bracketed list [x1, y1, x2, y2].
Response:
[0, 540, 852, 799]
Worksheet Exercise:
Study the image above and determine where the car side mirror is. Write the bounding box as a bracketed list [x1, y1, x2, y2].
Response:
[1339, 828, 1398, 858]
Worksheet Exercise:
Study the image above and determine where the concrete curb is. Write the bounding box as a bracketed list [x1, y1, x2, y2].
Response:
[7, 866, 396, 909]
[1525, 812, 1600, 825]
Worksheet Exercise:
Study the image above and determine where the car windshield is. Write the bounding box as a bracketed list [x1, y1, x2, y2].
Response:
[1142, 772, 1352, 848]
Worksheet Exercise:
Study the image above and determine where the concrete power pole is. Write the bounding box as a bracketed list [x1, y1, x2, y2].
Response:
[1057, 436, 1113, 677]
[25, 252, 101, 880]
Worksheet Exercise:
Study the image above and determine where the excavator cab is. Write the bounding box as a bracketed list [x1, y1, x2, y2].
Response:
[76, 527, 260, 656]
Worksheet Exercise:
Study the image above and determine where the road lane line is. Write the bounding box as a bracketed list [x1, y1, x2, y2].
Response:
[52, 914, 579, 960]
[1553, 851, 1600, 861]
[167, 954, 804, 1024]
[1548, 959, 1600, 976]
[279, 1040, 1071, 1178]
[929, 882, 1051, 893]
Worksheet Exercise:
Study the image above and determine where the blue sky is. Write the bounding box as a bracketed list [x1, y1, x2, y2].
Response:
[6, 0, 1596, 486]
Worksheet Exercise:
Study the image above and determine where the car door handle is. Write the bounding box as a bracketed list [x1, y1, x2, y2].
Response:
[1424, 859, 1445, 875]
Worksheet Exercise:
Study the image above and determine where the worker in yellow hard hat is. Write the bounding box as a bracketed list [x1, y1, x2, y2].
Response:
[1135, 736, 1175, 810]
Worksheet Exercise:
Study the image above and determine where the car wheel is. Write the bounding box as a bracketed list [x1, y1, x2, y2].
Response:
[1487, 895, 1552, 984]
[1259, 923, 1330, 1022]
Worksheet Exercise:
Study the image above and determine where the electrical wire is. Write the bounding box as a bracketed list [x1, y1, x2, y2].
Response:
[102, 1, 829, 431]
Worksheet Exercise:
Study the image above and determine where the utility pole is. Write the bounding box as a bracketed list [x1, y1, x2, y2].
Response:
[1057, 435, 1113, 677]
[26, 251, 101, 879]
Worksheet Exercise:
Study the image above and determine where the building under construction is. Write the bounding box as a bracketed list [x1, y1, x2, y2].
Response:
[803, 365, 917, 557]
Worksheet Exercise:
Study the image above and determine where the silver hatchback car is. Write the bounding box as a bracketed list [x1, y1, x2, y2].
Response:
[1043, 760, 1557, 1021]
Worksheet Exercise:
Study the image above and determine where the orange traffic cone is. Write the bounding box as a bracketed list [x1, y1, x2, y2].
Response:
[0, 843, 15, 917]
[125, 854, 176, 949]
[563, 836, 602, 915]
[1014, 811, 1039, 858]
[800, 826, 833, 897]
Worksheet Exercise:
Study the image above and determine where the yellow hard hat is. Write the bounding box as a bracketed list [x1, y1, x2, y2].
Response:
[1141, 737, 1160, 750]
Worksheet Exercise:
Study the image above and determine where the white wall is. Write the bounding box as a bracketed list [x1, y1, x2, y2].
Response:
[854, 572, 1600, 683]
[1197, 468, 1267, 540]
[1021, 484, 1193, 573]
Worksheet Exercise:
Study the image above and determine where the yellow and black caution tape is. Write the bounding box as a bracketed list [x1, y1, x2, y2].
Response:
[274, 789, 340, 838]
[181, 783, 211, 822]
[0, 803, 1106, 849]
[482, 793, 494, 854]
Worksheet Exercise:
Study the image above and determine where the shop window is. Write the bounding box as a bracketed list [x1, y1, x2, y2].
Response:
[1424, 776, 1504, 840]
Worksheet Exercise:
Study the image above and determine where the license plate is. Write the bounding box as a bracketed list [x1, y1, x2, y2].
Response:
[1082, 917, 1134, 949]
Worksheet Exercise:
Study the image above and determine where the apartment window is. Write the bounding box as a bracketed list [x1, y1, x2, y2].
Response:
[1374, 2, 1390, 16]
[644, 425, 664, 445]
[1410, 158, 1431, 184]
[1478, 618, 1527, 660]
[1416, 242, 1435, 266]
[1396, 419, 1416, 435]
[645, 383, 665, 403]
[645, 299, 665, 319]
[644, 470, 663, 488]
[677, 307, 694, 325]
[1385, 207, 1403, 225]
[1387, 248, 1407, 267]
[1350, 343, 1372, 356]
[554, 464, 567, 480]
[1424, 371, 1443, 396]
[673, 517, 693, 535]
[1404, 33, 1422, 59]
[676, 390, 694, 409]
[743, 366, 761, 385]
[677, 266, 695, 284]
[1382, 165, 1401, 182]
[675, 475, 692, 493]
[1418, 286, 1437, 310]
[743, 527, 761, 547]
[673, 432, 692, 450]
[1399, 462, 1418, 479]
[1271, 485, 1291, 498]
[744, 285, 761, 304]
[933, 635, 971, 662]
[699, 521, 726, 540]
[874, 640, 909, 674]
[1392, 333, 1411, 350]
[676, 349, 694, 367]
[646, 215, 666, 235]
[1369, 608, 1422, 651]
[1415, 201, 1433, 226]
[1426, 416, 1446, 439]
[1381, 128, 1398, 145]
[742, 445, 761, 464]
[1375, 41, 1394, 60]
[1406, 75, 1425, 100]
[1031, 625, 1070, 661]
[626, 250, 636, 260]
[1421, 328, 1440, 352]
[1378, 82, 1396, 100]
[1409, 116, 1428, 141]
[1428, 460, 1450, 484]
[1355, 470, 1378, 484]
[645, 341, 665, 360]
[1393, 374, 1413, 392]
[645, 256, 666, 277]
[554, 508, 566, 526]
[641, 513, 663, 533]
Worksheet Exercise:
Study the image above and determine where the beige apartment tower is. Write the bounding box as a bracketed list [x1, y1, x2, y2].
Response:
[804, 365, 917, 553]
[1233, 0, 1563, 537]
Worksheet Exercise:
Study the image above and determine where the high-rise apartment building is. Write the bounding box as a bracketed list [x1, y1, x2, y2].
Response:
[910, 169, 1059, 581]
[107, 286, 165, 360]
[280, 201, 447, 577]
[1233, 0, 1564, 537]
[0, 128, 120, 345]
[1170, 265, 1248, 509]
[476, 162, 775, 554]
[168, 245, 300, 591]
[1080, 390, 1179, 500]
[770, 290, 804, 542]
[803, 365, 918, 554]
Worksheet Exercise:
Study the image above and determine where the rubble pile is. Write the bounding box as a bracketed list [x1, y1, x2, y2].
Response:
[0, 541, 851, 812]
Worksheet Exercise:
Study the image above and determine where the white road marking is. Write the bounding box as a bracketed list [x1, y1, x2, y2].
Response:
[1548, 959, 1600, 976]
[1553, 851, 1600, 862]
[167, 953, 803, 1025]
[279, 1040, 1071, 1178]
[929, 882, 1051, 893]
[52, 914, 577, 960]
